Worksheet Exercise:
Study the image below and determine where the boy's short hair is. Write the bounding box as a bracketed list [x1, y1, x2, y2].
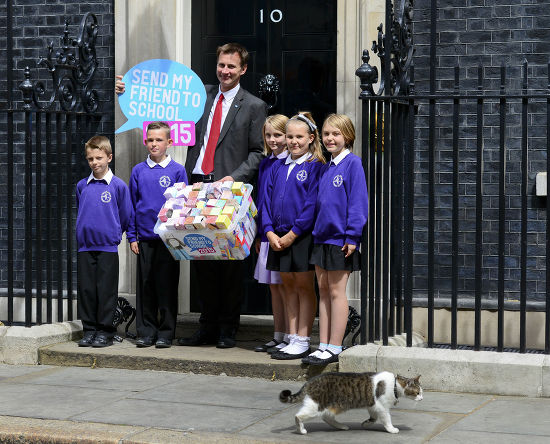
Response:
[217, 43, 249, 67]
[85, 135, 112, 156]
[146, 121, 171, 138]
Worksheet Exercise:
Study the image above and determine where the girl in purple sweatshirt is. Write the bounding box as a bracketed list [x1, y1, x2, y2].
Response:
[263, 112, 325, 360]
[253, 114, 290, 354]
[305, 114, 368, 365]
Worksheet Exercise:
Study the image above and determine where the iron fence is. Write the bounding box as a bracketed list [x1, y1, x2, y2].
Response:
[1, 12, 103, 327]
[357, 0, 550, 354]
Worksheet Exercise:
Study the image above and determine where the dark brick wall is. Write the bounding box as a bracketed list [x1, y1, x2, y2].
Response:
[410, 0, 550, 305]
[0, 0, 114, 293]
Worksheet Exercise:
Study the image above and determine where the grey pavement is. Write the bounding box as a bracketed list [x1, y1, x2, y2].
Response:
[1, 364, 550, 443]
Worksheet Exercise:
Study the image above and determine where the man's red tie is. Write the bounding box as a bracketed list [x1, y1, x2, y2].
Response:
[201, 93, 224, 174]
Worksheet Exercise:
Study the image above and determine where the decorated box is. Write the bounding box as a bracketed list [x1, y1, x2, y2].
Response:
[154, 181, 257, 260]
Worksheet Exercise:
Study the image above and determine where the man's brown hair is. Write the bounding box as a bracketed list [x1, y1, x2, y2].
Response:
[85, 135, 112, 156]
[217, 43, 249, 67]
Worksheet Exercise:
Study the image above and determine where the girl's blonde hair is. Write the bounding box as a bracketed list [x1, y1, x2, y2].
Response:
[262, 114, 288, 156]
[322, 113, 356, 151]
[286, 111, 326, 163]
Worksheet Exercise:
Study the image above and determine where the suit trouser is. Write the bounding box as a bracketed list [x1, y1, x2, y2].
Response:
[136, 239, 179, 340]
[77, 251, 118, 339]
[192, 260, 243, 336]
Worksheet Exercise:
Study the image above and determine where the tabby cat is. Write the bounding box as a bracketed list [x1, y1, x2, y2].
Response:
[279, 371, 422, 435]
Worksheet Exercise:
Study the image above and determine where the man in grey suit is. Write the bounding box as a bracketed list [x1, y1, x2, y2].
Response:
[116, 43, 267, 349]
[180, 43, 267, 348]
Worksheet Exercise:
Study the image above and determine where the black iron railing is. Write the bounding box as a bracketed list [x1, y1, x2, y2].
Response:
[357, 0, 550, 354]
[1, 13, 102, 327]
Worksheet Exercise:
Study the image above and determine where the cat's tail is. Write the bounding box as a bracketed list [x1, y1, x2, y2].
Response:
[279, 389, 303, 403]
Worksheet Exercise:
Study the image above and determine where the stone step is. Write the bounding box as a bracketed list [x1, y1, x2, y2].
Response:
[38, 338, 336, 381]
[38, 314, 335, 381]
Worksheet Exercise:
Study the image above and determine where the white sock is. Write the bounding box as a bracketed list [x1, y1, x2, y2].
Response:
[279, 334, 295, 351]
[318, 344, 342, 360]
[309, 343, 328, 358]
[282, 335, 310, 355]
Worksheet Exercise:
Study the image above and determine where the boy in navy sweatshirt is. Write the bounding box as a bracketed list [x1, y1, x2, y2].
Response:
[76, 135, 133, 348]
[127, 121, 188, 348]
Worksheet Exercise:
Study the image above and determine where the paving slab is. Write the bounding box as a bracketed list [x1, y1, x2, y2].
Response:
[129, 373, 302, 410]
[431, 430, 550, 444]
[17, 365, 188, 392]
[439, 396, 550, 436]
[0, 382, 130, 419]
[0, 363, 55, 379]
[396, 391, 494, 414]
[239, 401, 447, 444]
[1, 363, 550, 443]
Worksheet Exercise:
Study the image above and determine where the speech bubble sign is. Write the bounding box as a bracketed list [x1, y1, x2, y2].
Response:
[115, 59, 206, 134]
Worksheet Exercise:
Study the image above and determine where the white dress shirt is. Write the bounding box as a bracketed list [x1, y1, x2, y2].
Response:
[192, 84, 240, 175]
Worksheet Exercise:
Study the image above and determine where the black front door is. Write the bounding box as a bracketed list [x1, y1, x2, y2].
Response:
[190, 0, 337, 314]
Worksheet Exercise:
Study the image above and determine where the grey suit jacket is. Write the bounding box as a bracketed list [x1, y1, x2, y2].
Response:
[185, 84, 267, 183]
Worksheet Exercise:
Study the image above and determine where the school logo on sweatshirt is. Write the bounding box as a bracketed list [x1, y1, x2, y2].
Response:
[159, 175, 171, 188]
[296, 169, 308, 182]
[332, 174, 343, 187]
[101, 191, 112, 203]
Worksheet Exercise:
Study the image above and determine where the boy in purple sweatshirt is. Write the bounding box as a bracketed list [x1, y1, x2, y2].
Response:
[127, 121, 187, 348]
[76, 136, 133, 348]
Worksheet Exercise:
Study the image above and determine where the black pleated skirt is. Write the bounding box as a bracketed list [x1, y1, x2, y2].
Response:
[266, 232, 314, 273]
[309, 243, 361, 272]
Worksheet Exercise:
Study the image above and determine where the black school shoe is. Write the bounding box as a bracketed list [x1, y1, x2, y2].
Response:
[254, 338, 281, 352]
[217, 330, 237, 349]
[135, 336, 156, 348]
[91, 334, 113, 348]
[155, 338, 172, 348]
[271, 348, 311, 360]
[266, 341, 289, 354]
[307, 350, 340, 366]
[78, 332, 96, 347]
[301, 352, 322, 365]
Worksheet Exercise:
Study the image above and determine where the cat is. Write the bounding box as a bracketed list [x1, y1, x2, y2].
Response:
[279, 371, 422, 435]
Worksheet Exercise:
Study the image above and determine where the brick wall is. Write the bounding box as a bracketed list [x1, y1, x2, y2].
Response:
[0, 0, 114, 292]
[410, 0, 550, 305]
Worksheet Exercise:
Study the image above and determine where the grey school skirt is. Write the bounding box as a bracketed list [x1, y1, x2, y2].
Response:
[309, 243, 361, 272]
[266, 232, 315, 273]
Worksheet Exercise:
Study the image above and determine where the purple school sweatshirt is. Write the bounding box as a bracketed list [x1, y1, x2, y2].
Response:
[75, 172, 133, 252]
[263, 155, 323, 237]
[127, 157, 187, 242]
[312, 151, 368, 247]
[256, 152, 288, 242]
